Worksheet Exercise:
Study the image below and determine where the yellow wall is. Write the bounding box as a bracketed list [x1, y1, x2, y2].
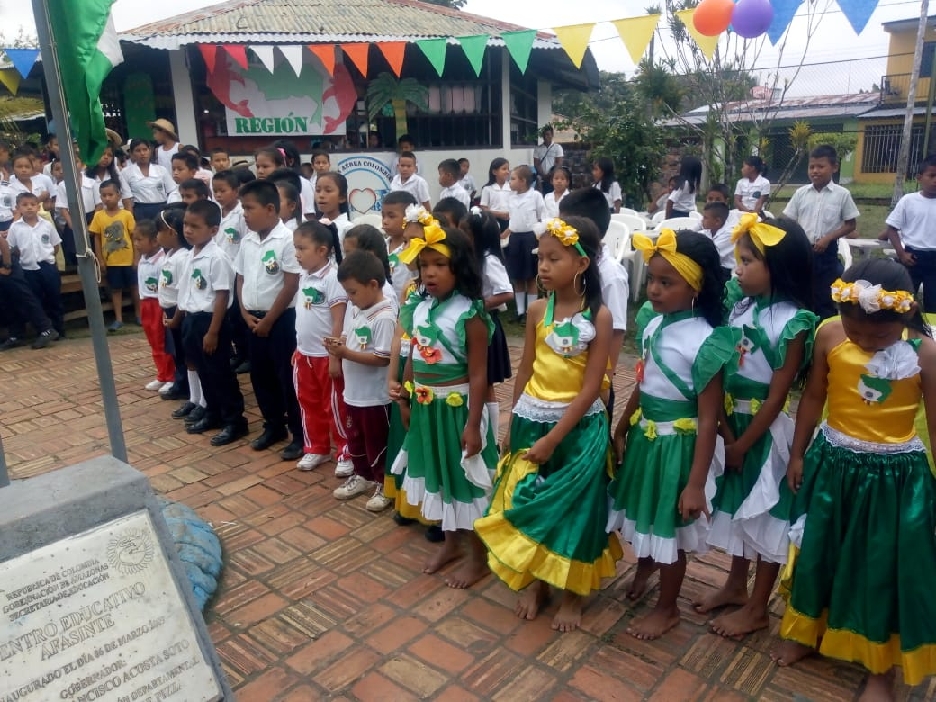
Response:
[886, 24, 936, 99]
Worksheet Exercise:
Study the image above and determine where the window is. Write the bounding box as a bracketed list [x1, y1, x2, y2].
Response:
[861, 123, 925, 174]
[510, 69, 538, 147]
[922, 42, 936, 79]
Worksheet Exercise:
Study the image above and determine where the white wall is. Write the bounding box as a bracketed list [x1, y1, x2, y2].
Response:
[169, 49, 199, 146]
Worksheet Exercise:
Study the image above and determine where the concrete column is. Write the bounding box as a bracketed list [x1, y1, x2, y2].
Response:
[537, 80, 552, 128]
[169, 48, 199, 146]
[500, 48, 511, 149]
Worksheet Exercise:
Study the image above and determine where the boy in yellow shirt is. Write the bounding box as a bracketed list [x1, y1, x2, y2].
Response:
[90, 179, 139, 331]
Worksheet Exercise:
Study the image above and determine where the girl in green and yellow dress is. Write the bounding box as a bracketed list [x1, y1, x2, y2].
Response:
[773, 258, 936, 700]
[475, 216, 621, 632]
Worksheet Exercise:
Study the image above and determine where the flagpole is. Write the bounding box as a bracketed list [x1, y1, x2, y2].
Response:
[31, 0, 128, 464]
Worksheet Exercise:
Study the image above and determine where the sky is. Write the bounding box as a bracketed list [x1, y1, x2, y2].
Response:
[0, 0, 924, 96]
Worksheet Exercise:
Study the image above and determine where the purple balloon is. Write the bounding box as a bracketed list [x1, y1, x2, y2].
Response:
[732, 0, 775, 38]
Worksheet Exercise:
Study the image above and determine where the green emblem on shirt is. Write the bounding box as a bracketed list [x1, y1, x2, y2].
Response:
[388, 252, 399, 272]
[858, 374, 893, 405]
[193, 268, 207, 291]
[41, 233, 50, 245]
[551, 319, 580, 354]
[414, 323, 439, 349]
[354, 327, 372, 350]
[302, 287, 325, 309]
[263, 249, 280, 274]
[160, 269, 173, 289]
[144, 276, 158, 294]
[225, 227, 240, 243]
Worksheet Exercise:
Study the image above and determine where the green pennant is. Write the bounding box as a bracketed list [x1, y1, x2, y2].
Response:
[501, 29, 536, 74]
[456, 34, 489, 77]
[416, 38, 448, 77]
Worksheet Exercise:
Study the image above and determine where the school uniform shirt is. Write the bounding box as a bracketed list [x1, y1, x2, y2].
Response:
[137, 249, 167, 300]
[341, 297, 396, 407]
[89, 209, 135, 266]
[598, 244, 629, 332]
[706, 225, 736, 270]
[482, 253, 512, 312]
[480, 182, 510, 214]
[330, 213, 353, 251]
[459, 174, 477, 196]
[387, 241, 413, 302]
[178, 240, 234, 313]
[283, 218, 300, 232]
[390, 174, 430, 204]
[594, 181, 622, 210]
[783, 182, 860, 244]
[0, 181, 16, 224]
[122, 163, 177, 204]
[235, 220, 302, 312]
[543, 189, 567, 220]
[158, 248, 191, 308]
[668, 182, 698, 213]
[155, 143, 180, 171]
[167, 190, 183, 204]
[735, 175, 770, 211]
[56, 176, 101, 216]
[508, 189, 545, 232]
[216, 203, 248, 259]
[300, 176, 317, 218]
[7, 218, 60, 270]
[438, 183, 470, 209]
[9, 175, 53, 203]
[390, 153, 420, 175]
[94, 172, 133, 205]
[295, 262, 347, 357]
[195, 168, 213, 187]
[886, 192, 936, 250]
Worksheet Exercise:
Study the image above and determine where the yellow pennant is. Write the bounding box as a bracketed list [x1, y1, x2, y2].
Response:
[0, 68, 21, 95]
[675, 9, 720, 61]
[612, 15, 660, 65]
[552, 23, 595, 69]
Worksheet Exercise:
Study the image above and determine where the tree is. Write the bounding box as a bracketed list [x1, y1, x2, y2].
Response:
[0, 28, 39, 49]
[553, 70, 633, 119]
[418, 0, 467, 8]
[366, 72, 429, 141]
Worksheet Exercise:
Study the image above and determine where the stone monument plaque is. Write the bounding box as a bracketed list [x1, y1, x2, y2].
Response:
[0, 510, 222, 702]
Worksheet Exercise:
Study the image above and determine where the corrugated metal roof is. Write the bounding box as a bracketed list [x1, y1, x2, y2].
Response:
[858, 106, 929, 119]
[120, 0, 560, 48]
[662, 93, 881, 127]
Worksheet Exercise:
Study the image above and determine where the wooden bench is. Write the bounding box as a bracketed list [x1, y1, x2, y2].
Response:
[60, 273, 133, 323]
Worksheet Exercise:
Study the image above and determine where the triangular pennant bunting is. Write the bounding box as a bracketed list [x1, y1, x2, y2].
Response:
[3, 49, 39, 79]
[416, 38, 448, 77]
[280, 45, 305, 76]
[223, 44, 249, 70]
[249, 45, 276, 72]
[0, 68, 21, 95]
[376, 41, 407, 77]
[342, 43, 370, 76]
[552, 23, 594, 69]
[837, 0, 879, 35]
[501, 29, 536, 74]
[611, 15, 660, 65]
[309, 44, 336, 75]
[456, 34, 489, 77]
[675, 9, 719, 61]
[199, 44, 219, 73]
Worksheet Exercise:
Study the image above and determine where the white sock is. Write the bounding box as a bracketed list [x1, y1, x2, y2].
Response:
[486, 401, 500, 441]
[198, 396, 207, 409]
[187, 371, 202, 405]
[515, 293, 526, 315]
[526, 293, 538, 311]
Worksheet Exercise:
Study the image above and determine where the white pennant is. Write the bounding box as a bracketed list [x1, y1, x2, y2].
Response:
[250, 45, 276, 73]
[280, 45, 305, 76]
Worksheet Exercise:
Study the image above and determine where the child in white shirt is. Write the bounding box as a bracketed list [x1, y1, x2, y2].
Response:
[479, 157, 510, 232]
[504, 165, 544, 320]
[437, 158, 470, 209]
[390, 152, 430, 210]
[701, 201, 735, 276]
[734, 156, 770, 213]
[7, 192, 63, 335]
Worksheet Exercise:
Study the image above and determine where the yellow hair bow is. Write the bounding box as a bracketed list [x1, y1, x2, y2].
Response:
[731, 212, 786, 255]
[399, 219, 451, 264]
[632, 229, 704, 292]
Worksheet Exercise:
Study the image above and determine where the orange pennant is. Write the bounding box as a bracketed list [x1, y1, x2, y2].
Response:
[308, 44, 336, 75]
[342, 43, 370, 77]
[376, 41, 407, 77]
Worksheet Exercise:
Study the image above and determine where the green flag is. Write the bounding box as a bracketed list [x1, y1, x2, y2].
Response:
[456, 35, 489, 77]
[416, 38, 448, 77]
[501, 30, 537, 74]
[47, 0, 123, 164]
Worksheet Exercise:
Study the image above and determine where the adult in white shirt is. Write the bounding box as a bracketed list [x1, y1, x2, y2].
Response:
[533, 125, 564, 193]
[149, 119, 180, 171]
[123, 139, 177, 221]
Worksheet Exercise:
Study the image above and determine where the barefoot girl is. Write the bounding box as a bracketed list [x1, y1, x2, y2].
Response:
[608, 229, 735, 640]
[698, 214, 817, 638]
[475, 217, 622, 632]
[392, 217, 498, 587]
[772, 258, 936, 700]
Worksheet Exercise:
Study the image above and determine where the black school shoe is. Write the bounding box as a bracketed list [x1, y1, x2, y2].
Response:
[186, 416, 222, 435]
[250, 427, 288, 451]
[211, 421, 249, 446]
[31, 329, 59, 349]
[280, 441, 304, 461]
[184, 406, 207, 426]
[160, 383, 188, 401]
[392, 512, 417, 527]
[172, 401, 197, 419]
[0, 336, 22, 351]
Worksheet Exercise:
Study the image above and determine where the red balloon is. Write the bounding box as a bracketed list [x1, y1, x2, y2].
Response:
[692, 0, 735, 36]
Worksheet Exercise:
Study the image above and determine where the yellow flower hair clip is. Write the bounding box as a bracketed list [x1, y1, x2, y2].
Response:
[731, 212, 787, 255]
[544, 218, 586, 256]
[830, 278, 914, 314]
[404, 204, 436, 226]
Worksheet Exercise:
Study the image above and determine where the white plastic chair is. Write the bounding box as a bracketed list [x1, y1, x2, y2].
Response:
[352, 212, 383, 229]
[688, 210, 703, 221]
[655, 217, 700, 233]
[838, 238, 853, 270]
[618, 234, 646, 302]
[618, 207, 640, 218]
[651, 210, 667, 225]
[602, 220, 630, 261]
[611, 213, 647, 235]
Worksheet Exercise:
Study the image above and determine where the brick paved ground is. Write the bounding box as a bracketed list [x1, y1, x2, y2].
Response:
[3, 333, 935, 701]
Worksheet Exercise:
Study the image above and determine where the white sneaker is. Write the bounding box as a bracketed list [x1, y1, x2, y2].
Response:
[145, 379, 163, 391]
[365, 485, 393, 512]
[333, 475, 370, 500]
[335, 457, 354, 478]
[159, 381, 175, 393]
[296, 453, 328, 471]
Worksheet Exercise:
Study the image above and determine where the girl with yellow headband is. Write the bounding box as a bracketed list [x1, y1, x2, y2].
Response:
[607, 229, 736, 640]
[772, 258, 936, 700]
[475, 216, 622, 632]
[696, 214, 817, 640]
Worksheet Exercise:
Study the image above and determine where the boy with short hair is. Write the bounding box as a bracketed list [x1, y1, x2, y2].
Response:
[390, 152, 430, 210]
[7, 192, 64, 337]
[706, 183, 740, 230]
[236, 180, 304, 460]
[89, 180, 139, 331]
[179, 178, 211, 204]
[702, 201, 734, 275]
[327, 249, 396, 510]
[173, 199, 247, 446]
[438, 159, 470, 209]
[309, 150, 331, 191]
[0, 232, 58, 350]
[381, 190, 418, 301]
[432, 197, 468, 229]
[880, 153, 936, 312]
[212, 169, 250, 371]
[458, 158, 476, 201]
[210, 148, 231, 173]
[390, 134, 419, 176]
[168, 152, 200, 204]
[782, 144, 859, 319]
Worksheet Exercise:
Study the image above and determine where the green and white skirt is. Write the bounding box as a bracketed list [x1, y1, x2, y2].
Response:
[780, 423, 936, 685]
[392, 382, 498, 531]
[608, 406, 724, 565]
[475, 394, 623, 596]
[707, 396, 794, 563]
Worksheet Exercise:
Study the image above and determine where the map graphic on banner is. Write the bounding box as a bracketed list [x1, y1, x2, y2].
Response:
[216, 50, 356, 137]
